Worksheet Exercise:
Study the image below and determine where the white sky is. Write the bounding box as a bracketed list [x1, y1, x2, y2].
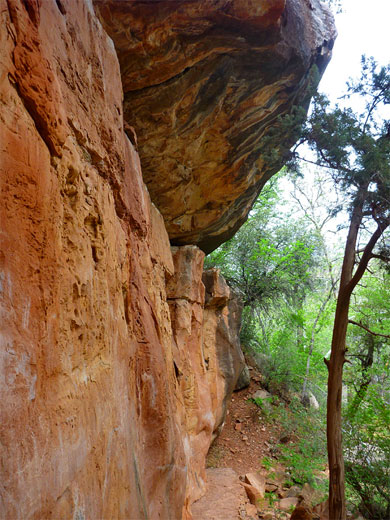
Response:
[280, 0, 390, 249]
[319, 0, 390, 101]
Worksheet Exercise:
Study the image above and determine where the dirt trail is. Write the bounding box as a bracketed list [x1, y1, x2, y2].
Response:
[192, 368, 287, 519]
[192, 368, 333, 520]
[207, 370, 281, 475]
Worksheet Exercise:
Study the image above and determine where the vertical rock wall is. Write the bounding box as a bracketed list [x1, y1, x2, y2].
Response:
[0, 1, 244, 517]
[202, 269, 245, 438]
[167, 250, 245, 509]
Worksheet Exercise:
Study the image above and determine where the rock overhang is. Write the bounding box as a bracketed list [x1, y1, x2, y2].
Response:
[93, 0, 336, 253]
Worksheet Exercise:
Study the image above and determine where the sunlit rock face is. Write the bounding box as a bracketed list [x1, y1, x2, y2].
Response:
[93, 0, 336, 253]
[0, 1, 247, 517]
[0, 1, 186, 518]
[1, 0, 335, 517]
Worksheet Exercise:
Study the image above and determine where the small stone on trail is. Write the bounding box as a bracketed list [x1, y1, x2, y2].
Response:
[265, 483, 278, 493]
[279, 496, 299, 511]
[241, 482, 262, 506]
[252, 389, 271, 400]
[244, 472, 265, 498]
[286, 485, 301, 498]
[245, 502, 258, 517]
[242, 435, 248, 441]
[290, 503, 313, 520]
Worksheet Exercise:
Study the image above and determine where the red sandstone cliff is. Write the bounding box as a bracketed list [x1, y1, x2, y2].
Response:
[0, 0, 334, 518]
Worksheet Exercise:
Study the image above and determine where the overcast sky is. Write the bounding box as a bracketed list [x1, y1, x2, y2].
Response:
[319, 0, 390, 101]
[280, 0, 390, 241]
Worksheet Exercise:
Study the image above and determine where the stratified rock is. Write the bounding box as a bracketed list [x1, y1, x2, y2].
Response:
[1, 0, 335, 517]
[94, 0, 336, 252]
[167, 252, 246, 505]
[167, 246, 210, 505]
[1, 2, 188, 519]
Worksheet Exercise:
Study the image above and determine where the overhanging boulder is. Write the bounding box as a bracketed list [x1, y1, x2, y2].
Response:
[94, 0, 336, 252]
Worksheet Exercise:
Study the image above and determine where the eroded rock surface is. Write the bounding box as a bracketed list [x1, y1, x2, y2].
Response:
[1, 4, 247, 517]
[94, 0, 336, 252]
[1, 0, 335, 517]
[1, 1, 185, 518]
[203, 268, 245, 436]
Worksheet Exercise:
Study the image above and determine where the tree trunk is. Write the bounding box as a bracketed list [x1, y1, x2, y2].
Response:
[327, 186, 366, 519]
[326, 184, 388, 519]
[327, 290, 350, 519]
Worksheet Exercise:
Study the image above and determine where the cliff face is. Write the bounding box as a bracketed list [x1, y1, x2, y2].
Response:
[0, 0, 334, 518]
[1, 1, 183, 517]
[94, 0, 336, 253]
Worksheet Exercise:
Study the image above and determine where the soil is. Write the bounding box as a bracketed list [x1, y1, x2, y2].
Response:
[206, 367, 283, 477]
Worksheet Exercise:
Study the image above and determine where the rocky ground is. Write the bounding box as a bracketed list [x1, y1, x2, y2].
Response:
[191, 366, 362, 520]
[206, 370, 281, 476]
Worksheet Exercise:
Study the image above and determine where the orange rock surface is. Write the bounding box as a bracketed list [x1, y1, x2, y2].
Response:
[0, 0, 335, 517]
[1, 1, 187, 517]
[0, 3, 246, 517]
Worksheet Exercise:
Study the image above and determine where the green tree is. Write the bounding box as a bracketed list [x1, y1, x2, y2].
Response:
[293, 57, 390, 519]
[343, 267, 390, 517]
[205, 172, 328, 394]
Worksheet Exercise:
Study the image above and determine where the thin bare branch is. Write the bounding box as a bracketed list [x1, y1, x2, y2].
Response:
[348, 319, 390, 339]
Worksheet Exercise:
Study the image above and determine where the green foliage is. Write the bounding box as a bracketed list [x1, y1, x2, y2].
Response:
[206, 58, 390, 515]
[343, 382, 390, 518]
[275, 398, 328, 490]
[250, 396, 274, 422]
[300, 58, 390, 223]
[261, 456, 274, 471]
[205, 171, 320, 311]
[205, 170, 331, 397]
[296, 56, 390, 517]
[264, 491, 277, 507]
[342, 269, 390, 517]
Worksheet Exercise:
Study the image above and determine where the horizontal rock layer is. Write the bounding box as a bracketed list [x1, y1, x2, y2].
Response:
[94, 0, 336, 252]
[0, 1, 245, 517]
